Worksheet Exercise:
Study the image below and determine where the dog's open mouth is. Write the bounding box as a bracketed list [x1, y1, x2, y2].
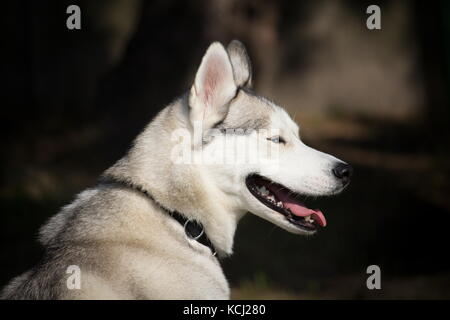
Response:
[246, 174, 326, 231]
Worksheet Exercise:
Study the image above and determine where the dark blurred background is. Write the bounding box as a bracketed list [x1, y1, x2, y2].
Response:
[2, 0, 450, 299]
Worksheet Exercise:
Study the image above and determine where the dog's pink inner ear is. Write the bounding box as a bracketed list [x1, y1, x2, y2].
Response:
[201, 56, 222, 106]
[193, 43, 236, 114]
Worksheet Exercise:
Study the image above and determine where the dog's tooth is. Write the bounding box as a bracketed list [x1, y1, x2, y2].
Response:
[260, 187, 269, 196]
[257, 186, 269, 196]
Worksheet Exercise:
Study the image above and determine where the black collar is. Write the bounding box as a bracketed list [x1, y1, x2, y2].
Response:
[100, 176, 217, 256]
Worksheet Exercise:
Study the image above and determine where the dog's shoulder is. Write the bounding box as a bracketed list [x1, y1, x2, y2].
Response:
[38, 188, 100, 246]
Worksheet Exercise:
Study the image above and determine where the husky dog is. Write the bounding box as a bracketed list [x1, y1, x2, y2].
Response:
[1, 40, 352, 299]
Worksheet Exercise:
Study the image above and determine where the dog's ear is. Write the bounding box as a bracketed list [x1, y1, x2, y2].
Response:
[189, 42, 237, 130]
[227, 40, 252, 89]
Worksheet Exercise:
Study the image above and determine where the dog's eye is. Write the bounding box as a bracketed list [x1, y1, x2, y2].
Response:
[267, 136, 286, 144]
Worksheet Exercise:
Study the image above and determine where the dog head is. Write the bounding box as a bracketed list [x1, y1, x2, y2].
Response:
[186, 41, 352, 235]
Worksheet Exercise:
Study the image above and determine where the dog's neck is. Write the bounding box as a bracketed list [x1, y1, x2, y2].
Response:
[103, 99, 244, 256]
[99, 175, 219, 256]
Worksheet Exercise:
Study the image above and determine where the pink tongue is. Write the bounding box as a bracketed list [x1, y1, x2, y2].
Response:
[270, 187, 327, 227]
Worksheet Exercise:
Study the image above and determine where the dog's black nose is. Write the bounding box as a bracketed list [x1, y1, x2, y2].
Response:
[332, 163, 353, 185]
